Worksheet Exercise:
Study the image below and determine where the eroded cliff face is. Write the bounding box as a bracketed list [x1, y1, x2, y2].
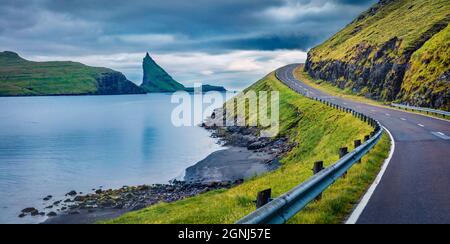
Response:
[304, 0, 450, 110]
[96, 72, 145, 95]
[305, 37, 406, 101]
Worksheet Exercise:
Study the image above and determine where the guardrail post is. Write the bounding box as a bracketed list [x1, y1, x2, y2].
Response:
[313, 161, 324, 174]
[364, 135, 370, 142]
[313, 161, 324, 200]
[340, 147, 349, 178]
[340, 147, 348, 158]
[256, 189, 272, 209]
[354, 140, 362, 163]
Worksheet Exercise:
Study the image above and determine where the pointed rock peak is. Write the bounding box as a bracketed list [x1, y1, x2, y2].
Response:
[144, 52, 154, 61]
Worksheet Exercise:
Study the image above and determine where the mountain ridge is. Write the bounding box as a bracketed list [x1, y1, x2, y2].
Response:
[305, 0, 450, 110]
[0, 51, 145, 96]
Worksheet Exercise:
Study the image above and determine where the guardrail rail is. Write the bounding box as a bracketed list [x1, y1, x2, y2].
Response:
[391, 103, 449, 118]
[235, 67, 384, 224]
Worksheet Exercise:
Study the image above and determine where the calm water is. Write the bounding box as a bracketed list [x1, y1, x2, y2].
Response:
[0, 94, 222, 223]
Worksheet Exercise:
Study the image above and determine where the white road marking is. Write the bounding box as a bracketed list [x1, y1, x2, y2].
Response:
[346, 127, 395, 224]
[385, 113, 391, 116]
[431, 132, 450, 140]
[400, 118, 406, 121]
[418, 124, 425, 127]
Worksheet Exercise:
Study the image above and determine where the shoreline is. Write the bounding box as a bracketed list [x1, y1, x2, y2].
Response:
[32, 112, 293, 224]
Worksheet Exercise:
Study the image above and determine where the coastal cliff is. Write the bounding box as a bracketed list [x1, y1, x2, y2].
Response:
[140, 52, 186, 93]
[95, 72, 145, 95]
[0, 51, 145, 96]
[305, 0, 450, 110]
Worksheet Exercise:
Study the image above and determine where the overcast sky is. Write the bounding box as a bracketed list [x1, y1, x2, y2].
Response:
[0, 0, 376, 89]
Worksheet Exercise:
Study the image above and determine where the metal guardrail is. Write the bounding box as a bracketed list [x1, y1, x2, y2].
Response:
[236, 67, 384, 224]
[391, 103, 450, 118]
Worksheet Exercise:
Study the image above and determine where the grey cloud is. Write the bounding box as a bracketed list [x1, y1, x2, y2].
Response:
[0, 0, 377, 88]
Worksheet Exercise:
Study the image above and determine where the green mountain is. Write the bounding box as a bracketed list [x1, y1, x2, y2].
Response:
[0, 51, 145, 96]
[140, 53, 186, 93]
[305, 0, 450, 110]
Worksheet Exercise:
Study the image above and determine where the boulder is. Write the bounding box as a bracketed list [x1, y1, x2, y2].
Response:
[66, 190, 77, 197]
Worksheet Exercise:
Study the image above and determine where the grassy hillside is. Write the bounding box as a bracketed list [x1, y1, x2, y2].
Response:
[0, 51, 144, 96]
[306, 0, 450, 110]
[103, 72, 390, 224]
[401, 25, 450, 106]
[140, 53, 186, 93]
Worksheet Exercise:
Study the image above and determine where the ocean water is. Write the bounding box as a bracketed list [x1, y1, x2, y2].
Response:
[0, 94, 222, 224]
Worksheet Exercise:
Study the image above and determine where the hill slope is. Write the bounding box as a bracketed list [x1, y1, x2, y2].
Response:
[0, 51, 145, 96]
[305, 0, 450, 110]
[140, 53, 186, 93]
[104, 71, 390, 224]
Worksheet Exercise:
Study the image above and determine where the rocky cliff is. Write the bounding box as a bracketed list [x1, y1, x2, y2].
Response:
[140, 53, 186, 93]
[0, 51, 145, 96]
[95, 72, 145, 95]
[305, 0, 450, 110]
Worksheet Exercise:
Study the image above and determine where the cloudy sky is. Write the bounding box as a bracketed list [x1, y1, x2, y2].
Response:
[0, 0, 376, 89]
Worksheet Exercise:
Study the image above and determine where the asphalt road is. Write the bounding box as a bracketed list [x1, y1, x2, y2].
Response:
[276, 64, 450, 224]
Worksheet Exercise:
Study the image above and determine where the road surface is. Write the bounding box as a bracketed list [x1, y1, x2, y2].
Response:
[276, 64, 450, 224]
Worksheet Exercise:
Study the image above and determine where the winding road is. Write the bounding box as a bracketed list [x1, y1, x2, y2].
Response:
[276, 64, 450, 224]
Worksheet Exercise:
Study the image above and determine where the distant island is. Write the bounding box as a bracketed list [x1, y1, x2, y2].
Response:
[0, 51, 145, 96]
[0, 51, 227, 96]
[185, 84, 227, 93]
[140, 52, 227, 93]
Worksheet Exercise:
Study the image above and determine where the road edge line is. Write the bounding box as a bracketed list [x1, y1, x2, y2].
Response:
[345, 126, 395, 224]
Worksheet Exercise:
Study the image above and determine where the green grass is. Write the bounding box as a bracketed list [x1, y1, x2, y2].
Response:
[0, 51, 135, 96]
[400, 25, 450, 110]
[102, 72, 391, 224]
[141, 53, 186, 93]
[296, 65, 450, 121]
[307, 0, 450, 110]
[296, 65, 387, 107]
[310, 0, 449, 62]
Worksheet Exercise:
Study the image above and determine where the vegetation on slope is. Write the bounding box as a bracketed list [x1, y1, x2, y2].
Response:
[140, 53, 186, 93]
[0, 51, 144, 96]
[306, 0, 450, 110]
[400, 25, 450, 107]
[296, 65, 450, 121]
[104, 72, 390, 224]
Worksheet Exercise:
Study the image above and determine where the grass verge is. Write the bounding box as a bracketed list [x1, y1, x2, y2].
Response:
[102, 72, 391, 224]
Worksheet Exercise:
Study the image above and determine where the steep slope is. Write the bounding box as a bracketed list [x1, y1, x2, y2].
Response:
[0, 51, 145, 96]
[305, 0, 450, 110]
[140, 53, 186, 93]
